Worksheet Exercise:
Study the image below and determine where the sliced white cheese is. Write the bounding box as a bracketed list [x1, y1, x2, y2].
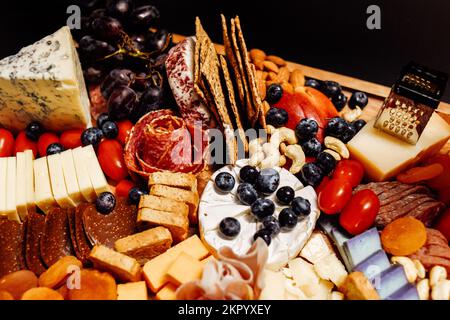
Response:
[24, 150, 35, 211]
[0, 158, 7, 214]
[34, 156, 57, 213]
[81, 145, 109, 196]
[60, 149, 84, 205]
[15, 152, 28, 220]
[0, 26, 91, 133]
[313, 254, 348, 287]
[72, 146, 96, 202]
[5, 157, 19, 221]
[259, 269, 286, 300]
[47, 153, 76, 208]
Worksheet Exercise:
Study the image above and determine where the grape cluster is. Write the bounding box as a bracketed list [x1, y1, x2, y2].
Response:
[76, 0, 175, 122]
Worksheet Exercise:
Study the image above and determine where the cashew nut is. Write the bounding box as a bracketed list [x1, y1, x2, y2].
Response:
[324, 136, 350, 159]
[429, 266, 447, 287]
[417, 279, 430, 300]
[283, 144, 306, 174]
[279, 155, 287, 167]
[249, 138, 264, 166]
[413, 259, 426, 279]
[391, 256, 418, 283]
[431, 279, 450, 300]
[270, 127, 297, 147]
[266, 125, 276, 135]
[342, 106, 362, 123]
[323, 149, 341, 161]
[260, 142, 281, 169]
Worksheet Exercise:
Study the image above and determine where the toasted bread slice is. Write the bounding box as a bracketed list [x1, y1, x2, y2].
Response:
[148, 171, 197, 192]
[138, 208, 189, 243]
[139, 195, 189, 218]
[150, 185, 199, 224]
[89, 245, 142, 283]
[114, 227, 173, 265]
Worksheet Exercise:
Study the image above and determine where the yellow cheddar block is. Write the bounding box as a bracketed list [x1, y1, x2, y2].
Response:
[167, 252, 203, 286]
[155, 283, 178, 300]
[200, 255, 216, 266]
[347, 113, 450, 181]
[117, 281, 148, 300]
[142, 235, 209, 293]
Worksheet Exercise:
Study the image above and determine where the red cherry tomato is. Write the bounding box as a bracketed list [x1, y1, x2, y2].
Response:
[97, 139, 128, 181]
[15, 131, 38, 158]
[60, 129, 83, 150]
[117, 120, 133, 145]
[315, 176, 330, 195]
[339, 189, 380, 235]
[115, 179, 135, 198]
[434, 207, 450, 242]
[318, 178, 353, 215]
[38, 132, 60, 157]
[0, 129, 15, 157]
[332, 159, 365, 187]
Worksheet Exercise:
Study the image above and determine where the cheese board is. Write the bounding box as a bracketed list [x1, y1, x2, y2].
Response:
[0, 1, 449, 301]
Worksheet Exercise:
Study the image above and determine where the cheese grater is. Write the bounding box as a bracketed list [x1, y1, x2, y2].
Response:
[374, 62, 448, 145]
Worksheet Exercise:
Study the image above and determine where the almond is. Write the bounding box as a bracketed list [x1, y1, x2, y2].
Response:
[262, 71, 269, 80]
[263, 60, 279, 73]
[254, 59, 265, 71]
[290, 68, 305, 89]
[281, 82, 294, 94]
[249, 49, 266, 62]
[267, 72, 279, 82]
[278, 67, 290, 83]
[267, 55, 286, 66]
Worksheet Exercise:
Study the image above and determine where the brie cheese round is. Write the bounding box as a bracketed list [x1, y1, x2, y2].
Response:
[199, 159, 320, 270]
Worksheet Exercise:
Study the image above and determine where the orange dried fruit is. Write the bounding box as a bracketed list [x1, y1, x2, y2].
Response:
[21, 287, 64, 300]
[38, 256, 82, 288]
[381, 217, 427, 256]
[0, 290, 14, 300]
[424, 153, 450, 190]
[0, 270, 38, 300]
[397, 163, 444, 184]
[67, 269, 117, 300]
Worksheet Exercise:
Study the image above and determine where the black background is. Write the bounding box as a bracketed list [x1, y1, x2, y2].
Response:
[1, 0, 449, 101]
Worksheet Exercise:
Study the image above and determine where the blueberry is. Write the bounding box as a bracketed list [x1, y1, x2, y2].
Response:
[265, 107, 288, 128]
[298, 163, 323, 187]
[266, 84, 283, 104]
[322, 80, 342, 98]
[46, 143, 65, 155]
[219, 217, 241, 239]
[331, 92, 348, 111]
[295, 118, 318, 142]
[128, 187, 148, 205]
[237, 183, 258, 205]
[349, 91, 368, 109]
[262, 216, 281, 236]
[352, 119, 367, 133]
[305, 78, 322, 90]
[96, 192, 116, 214]
[301, 137, 322, 157]
[251, 198, 275, 221]
[253, 229, 272, 246]
[25, 121, 44, 141]
[278, 208, 298, 230]
[81, 127, 103, 146]
[215, 172, 235, 192]
[291, 197, 311, 216]
[276, 186, 295, 205]
[101, 120, 119, 139]
[316, 152, 336, 175]
[96, 113, 110, 128]
[255, 168, 280, 195]
[340, 122, 357, 143]
[325, 117, 347, 139]
[239, 165, 259, 184]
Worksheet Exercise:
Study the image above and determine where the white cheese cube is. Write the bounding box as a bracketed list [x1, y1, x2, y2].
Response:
[34, 157, 57, 213]
[0, 158, 7, 213]
[47, 153, 76, 208]
[81, 145, 109, 196]
[72, 146, 96, 202]
[259, 269, 286, 300]
[5, 157, 20, 221]
[15, 152, 28, 220]
[61, 149, 84, 205]
[24, 150, 35, 211]
[313, 254, 348, 287]
[288, 257, 321, 293]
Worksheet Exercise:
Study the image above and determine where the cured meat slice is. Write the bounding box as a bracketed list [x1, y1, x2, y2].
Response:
[40, 208, 75, 268]
[82, 198, 137, 248]
[0, 219, 25, 277]
[379, 185, 430, 206]
[25, 210, 47, 275]
[409, 229, 450, 273]
[409, 201, 445, 226]
[68, 205, 92, 266]
[354, 181, 402, 196]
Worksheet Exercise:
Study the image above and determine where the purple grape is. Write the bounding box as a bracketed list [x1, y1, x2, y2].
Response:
[91, 16, 123, 42]
[108, 85, 138, 120]
[147, 29, 169, 52]
[89, 8, 107, 22]
[100, 69, 135, 98]
[79, 35, 115, 61]
[132, 86, 164, 120]
[130, 5, 160, 30]
[106, 0, 134, 19]
[83, 66, 104, 84]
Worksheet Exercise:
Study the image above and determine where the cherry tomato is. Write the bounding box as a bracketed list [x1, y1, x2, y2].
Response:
[0, 129, 15, 157]
[117, 120, 133, 145]
[434, 207, 450, 242]
[15, 131, 38, 158]
[318, 178, 353, 215]
[315, 176, 330, 195]
[97, 139, 128, 181]
[339, 189, 380, 235]
[115, 179, 135, 198]
[332, 159, 365, 187]
[60, 129, 83, 150]
[38, 132, 60, 157]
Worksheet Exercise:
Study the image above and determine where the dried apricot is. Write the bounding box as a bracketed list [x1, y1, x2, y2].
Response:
[38, 256, 82, 288]
[0, 290, 14, 300]
[21, 287, 64, 300]
[0, 270, 38, 300]
[67, 269, 117, 300]
[425, 153, 450, 190]
[397, 164, 444, 184]
[381, 217, 427, 256]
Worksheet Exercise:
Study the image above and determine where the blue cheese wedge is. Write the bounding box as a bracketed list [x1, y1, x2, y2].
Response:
[24, 150, 35, 211]
[60, 149, 84, 205]
[5, 157, 20, 221]
[34, 157, 57, 213]
[0, 158, 7, 214]
[0, 26, 91, 132]
[15, 152, 28, 220]
[72, 146, 97, 202]
[47, 153, 76, 208]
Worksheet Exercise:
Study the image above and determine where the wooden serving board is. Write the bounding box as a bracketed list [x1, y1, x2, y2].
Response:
[172, 34, 450, 154]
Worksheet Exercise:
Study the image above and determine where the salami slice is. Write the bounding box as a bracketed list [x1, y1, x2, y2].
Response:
[25, 210, 47, 275]
[0, 219, 26, 277]
[82, 198, 137, 248]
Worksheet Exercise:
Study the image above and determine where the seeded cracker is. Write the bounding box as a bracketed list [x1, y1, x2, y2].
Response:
[193, 18, 207, 105]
